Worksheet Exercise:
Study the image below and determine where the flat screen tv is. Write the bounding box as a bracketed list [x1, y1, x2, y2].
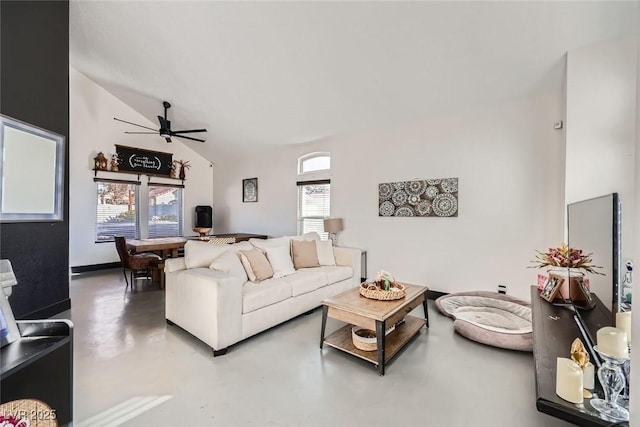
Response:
[567, 193, 621, 319]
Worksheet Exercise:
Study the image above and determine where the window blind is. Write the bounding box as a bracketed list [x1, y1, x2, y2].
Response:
[297, 180, 330, 239]
[148, 185, 183, 238]
[95, 181, 140, 242]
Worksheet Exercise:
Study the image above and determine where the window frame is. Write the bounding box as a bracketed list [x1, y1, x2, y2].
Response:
[94, 178, 141, 243]
[298, 152, 331, 175]
[147, 182, 184, 238]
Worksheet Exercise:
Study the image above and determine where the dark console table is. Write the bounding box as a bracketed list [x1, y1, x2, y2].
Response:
[1, 319, 73, 426]
[530, 286, 628, 426]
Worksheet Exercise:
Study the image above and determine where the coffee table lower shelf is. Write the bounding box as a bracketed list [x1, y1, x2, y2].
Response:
[323, 316, 425, 366]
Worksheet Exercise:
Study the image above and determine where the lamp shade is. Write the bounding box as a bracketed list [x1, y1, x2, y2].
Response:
[323, 218, 344, 233]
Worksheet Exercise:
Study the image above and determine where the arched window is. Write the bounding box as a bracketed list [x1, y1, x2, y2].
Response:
[297, 153, 331, 237]
[298, 152, 330, 175]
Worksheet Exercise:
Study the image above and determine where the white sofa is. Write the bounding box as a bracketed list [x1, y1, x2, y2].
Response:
[164, 234, 361, 355]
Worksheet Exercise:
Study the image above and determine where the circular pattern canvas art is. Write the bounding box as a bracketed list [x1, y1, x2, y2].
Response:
[378, 178, 458, 217]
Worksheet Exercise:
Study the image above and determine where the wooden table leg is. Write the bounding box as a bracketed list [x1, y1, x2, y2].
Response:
[423, 297, 429, 328]
[320, 305, 328, 349]
[159, 263, 165, 289]
[376, 320, 386, 376]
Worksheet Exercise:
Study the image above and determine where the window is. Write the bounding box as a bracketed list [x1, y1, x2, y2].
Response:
[148, 185, 183, 238]
[298, 153, 330, 174]
[297, 180, 330, 238]
[95, 180, 139, 242]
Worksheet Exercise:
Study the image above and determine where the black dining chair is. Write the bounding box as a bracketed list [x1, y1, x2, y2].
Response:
[114, 236, 162, 289]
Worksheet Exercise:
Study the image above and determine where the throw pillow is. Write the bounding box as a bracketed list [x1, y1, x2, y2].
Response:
[315, 240, 336, 266]
[291, 240, 320, 269]
[264, 245, 296, 278]
[209, 250, 248, 283]
[238, 248, 274, 282]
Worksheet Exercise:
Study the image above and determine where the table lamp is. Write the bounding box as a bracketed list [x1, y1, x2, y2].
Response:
[323, 218, 344, 246]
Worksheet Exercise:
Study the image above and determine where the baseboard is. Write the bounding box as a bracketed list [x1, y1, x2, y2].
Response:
[17, 298, 71, 320]
[71, 262, 121, 274]
[427, 290, 447, 300]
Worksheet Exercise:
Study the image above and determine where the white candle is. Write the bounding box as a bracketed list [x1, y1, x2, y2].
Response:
[583, 362, 595, 390]
[616, 311, 632, 344]
[596, 326, 629, 358]
[556, 358, 584, 404]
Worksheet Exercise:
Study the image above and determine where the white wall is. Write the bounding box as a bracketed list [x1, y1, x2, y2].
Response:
[565, 36, 637, 265]
[213, 93, 565, 300]
[69, 67, 214, 268]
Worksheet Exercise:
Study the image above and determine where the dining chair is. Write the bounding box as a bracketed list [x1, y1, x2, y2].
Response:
[114, 236, 162, 289]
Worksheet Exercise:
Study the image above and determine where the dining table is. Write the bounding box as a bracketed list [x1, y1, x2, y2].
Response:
[126, 237, 187, 289]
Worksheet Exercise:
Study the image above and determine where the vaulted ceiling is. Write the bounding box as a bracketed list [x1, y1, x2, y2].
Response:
[70, 1, 638, 162]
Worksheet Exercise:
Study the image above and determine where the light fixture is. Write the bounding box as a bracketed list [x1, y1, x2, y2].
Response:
[323, 218, 344, 246]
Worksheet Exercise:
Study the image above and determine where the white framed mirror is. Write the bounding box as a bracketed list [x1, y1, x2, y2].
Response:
[0, 114, 65, 222]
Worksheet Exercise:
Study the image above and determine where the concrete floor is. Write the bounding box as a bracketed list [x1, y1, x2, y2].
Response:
[58, 269, 570, 427]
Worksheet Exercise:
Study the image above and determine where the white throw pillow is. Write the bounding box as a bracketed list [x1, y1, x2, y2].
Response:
[209, 250, 248, 283]
[250, 236, 291, 250]
[315, 240, 336, 266]
[184, 240, 230, 269]
[264, 245, 296, 278]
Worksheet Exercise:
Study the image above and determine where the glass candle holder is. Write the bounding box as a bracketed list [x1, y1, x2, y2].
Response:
[590, 346, 629, 422]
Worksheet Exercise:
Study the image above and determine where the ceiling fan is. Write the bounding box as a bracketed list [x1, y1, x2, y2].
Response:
[114, 101, 207, 143]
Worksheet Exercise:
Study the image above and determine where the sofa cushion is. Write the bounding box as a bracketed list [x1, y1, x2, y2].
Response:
[184, 240, 231, 269]
[239, 248, 274, 282]
[250, 236, 291, 250]
[291, 240, 320, 269]
[308, 265, 353, 284]
[282, 269, 328, 297]
[290, 232, 321, 241]
[242, 278, 292, 313]
[315, 240, 336, 266]
[209, 250, 248, 283]
[263, 245, 296, 278]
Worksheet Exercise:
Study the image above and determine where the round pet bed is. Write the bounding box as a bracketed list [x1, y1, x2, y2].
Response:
[435, 291, 533, 352]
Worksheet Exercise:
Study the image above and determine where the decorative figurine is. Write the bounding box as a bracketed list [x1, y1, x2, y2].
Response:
[176, 160, 191, 180]
[170, 160, 178, 178]
[94, 152, 108, 170]
[110, 153, 119, 171]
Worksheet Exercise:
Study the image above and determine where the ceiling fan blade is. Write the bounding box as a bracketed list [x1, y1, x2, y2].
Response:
[171, 129, 207, 134]
[114, 117, 158, 131]
[125, 131, 158, 134]
[173, 134, 205, 143]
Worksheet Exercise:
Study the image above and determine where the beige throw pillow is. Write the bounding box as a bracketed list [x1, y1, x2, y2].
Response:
[239, 248, 274, 282]
[291, 240, 320, 269]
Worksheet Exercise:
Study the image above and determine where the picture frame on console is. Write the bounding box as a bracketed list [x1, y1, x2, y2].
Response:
[540, 275, 564, 302]
[242, 178, 258, 203]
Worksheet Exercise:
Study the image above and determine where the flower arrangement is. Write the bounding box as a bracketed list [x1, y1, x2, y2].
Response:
[530, 243, 604, 275]
[375, 270, 395, 291]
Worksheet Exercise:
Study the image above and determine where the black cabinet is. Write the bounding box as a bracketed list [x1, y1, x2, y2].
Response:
[530, 286, 628, 426]
[1, 320, 73, 426]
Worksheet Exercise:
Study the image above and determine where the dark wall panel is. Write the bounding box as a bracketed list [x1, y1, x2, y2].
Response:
[0, 1, 70, 318]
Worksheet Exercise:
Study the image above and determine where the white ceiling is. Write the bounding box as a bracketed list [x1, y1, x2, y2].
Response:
[70, 1, 638, 162]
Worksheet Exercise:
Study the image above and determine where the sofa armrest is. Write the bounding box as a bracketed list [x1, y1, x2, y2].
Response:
[333, 247, 362, 285]
[165, 268, 243, 350]
[164, 257, 186, 273]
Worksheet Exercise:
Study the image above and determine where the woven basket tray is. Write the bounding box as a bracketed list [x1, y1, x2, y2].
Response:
[359, 281, 406, 301]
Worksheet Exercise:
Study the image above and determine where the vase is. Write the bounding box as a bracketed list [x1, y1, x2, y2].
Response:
[179, 166, 186, 180]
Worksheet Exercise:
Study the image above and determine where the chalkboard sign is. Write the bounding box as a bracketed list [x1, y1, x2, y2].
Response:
[115, 145, 173, 177]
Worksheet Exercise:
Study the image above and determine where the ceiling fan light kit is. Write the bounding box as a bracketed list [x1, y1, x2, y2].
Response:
[114, 101, 207, 143]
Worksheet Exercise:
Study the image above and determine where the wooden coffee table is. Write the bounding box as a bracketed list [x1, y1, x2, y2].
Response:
[320, 283, 429, 375]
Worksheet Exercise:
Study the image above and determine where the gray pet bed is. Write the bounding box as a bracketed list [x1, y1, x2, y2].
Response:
[435, 291, 533, 352]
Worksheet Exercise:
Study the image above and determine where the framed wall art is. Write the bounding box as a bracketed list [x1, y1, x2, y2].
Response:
[243, 178, 258, 203]
[378, 178, 458, 217]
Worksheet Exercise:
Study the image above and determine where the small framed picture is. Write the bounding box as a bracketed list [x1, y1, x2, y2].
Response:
[540, 275, 564, 302]
[243, 178, 258, 203]
[575, 278, 596, 310]
[0, 291, 20, 348]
